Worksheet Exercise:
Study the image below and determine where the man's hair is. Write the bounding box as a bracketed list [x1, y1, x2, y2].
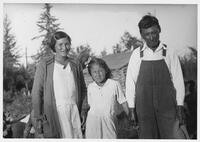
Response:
[49, 31, 71, 52]
[138, 15, 161, 33]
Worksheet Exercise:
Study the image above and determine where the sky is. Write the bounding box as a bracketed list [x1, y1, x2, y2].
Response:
[3, 3, 197, 65]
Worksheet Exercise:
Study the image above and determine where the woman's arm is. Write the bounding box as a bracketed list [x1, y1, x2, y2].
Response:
[31, 61, 45, 134]
[77, 61, 88, 112]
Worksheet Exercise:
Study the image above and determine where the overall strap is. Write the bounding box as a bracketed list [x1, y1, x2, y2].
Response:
[140, 45, 144, 58]
[162, 43, 167, 57]
[140, 43, 167, 58]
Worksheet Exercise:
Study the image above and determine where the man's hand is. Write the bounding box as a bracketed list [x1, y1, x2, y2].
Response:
[176, 105, 185, 126]
[128, 108, 138, 127]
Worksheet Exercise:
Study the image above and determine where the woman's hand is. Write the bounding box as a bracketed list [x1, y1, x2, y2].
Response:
[81, 112, 87, 131]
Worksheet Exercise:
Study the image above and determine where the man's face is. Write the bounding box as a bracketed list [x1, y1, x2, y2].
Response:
[141, 25, 160, 49]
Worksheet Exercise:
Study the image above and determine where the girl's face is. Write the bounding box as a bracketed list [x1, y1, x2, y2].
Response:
[55, 37, 71, 57]
[90, 64, 106, 86]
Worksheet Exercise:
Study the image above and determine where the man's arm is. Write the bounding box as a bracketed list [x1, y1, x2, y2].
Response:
[169, 49, 185, 106]
[125, 49, 140, 108]
[168, 49, 185, 125]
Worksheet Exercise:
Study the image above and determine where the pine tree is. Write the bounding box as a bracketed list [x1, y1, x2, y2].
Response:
[32, 3, 61, 62]
[3, 15, 21, 91]
[3, 15, 20, 77]
[120, 31, 143, 51]
[100, 48, 107, 57]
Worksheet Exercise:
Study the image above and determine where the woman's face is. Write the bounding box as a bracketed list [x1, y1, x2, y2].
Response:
[90, 64, 106, 86]
[55, 37, 71, 57]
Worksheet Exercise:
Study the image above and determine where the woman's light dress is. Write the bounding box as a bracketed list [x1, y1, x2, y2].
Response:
[53, 62, 82, 138]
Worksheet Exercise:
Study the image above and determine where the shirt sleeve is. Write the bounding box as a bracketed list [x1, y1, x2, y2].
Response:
[168, 48, 185, 106]
[115, 81, 126, 104]
[125, 49, 141, 108]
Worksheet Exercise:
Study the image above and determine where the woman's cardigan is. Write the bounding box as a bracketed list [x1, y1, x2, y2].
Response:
[31, 55, 87, 138]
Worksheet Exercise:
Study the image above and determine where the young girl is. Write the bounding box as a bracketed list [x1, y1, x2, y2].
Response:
[85, 57, 129, 138]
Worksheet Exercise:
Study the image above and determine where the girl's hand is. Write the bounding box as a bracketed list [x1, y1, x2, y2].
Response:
[35, 132, 44, 138]
[129, 108, 138, 127]
[121, 102, 129, 117]
[36, 119, 43, 134]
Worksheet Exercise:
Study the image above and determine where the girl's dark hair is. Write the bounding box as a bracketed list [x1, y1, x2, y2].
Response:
[88, 57, 112, 80]
[49, 31, 71, 52]
[138, 15, 161, 33]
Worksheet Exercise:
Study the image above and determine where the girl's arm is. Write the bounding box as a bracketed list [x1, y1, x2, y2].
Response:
[121, 101, 129, 116]
[115, 81, 129, 116]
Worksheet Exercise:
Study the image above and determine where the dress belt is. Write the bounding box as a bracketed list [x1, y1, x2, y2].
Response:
[56, 99, 77, 107]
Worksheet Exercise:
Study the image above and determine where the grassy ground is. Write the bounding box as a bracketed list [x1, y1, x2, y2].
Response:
[3, 93, 31, 121]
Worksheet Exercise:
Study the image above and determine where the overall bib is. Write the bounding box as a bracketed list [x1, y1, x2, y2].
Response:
[135, 46, 177, 138]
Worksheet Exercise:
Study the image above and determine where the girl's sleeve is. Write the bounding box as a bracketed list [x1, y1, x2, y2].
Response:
[115, 81, 127, 104]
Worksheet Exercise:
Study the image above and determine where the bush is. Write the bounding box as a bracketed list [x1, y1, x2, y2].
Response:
[4, 93, 31, 121]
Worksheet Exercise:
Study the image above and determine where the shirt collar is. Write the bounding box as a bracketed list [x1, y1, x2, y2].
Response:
[93, 79, 110, 88]
[46, 54, 77, 68]
[141, 42, 164, 52]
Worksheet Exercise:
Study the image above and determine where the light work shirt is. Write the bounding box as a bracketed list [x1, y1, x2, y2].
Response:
[125, 42, 185, 108]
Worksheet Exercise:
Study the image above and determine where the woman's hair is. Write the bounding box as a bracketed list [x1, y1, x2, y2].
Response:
[49, 31, 71, 52]
[87, 57, 112, 80]
[138, 15, 161, 34]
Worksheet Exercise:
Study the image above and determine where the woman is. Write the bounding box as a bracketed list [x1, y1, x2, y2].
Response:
[31, 31, 87, 138]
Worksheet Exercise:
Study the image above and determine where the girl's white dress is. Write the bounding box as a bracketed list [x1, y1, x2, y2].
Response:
[53, 62, 82, 138]
[85, 79, 126, 138]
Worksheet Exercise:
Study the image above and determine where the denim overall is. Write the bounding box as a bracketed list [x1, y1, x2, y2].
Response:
[135, 45, 177, 138]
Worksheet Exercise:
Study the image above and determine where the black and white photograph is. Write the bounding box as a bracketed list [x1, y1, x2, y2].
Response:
[2, 1, 198, 140]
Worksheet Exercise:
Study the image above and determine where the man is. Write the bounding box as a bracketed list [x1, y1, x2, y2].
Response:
[126, 15, 186, 138]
